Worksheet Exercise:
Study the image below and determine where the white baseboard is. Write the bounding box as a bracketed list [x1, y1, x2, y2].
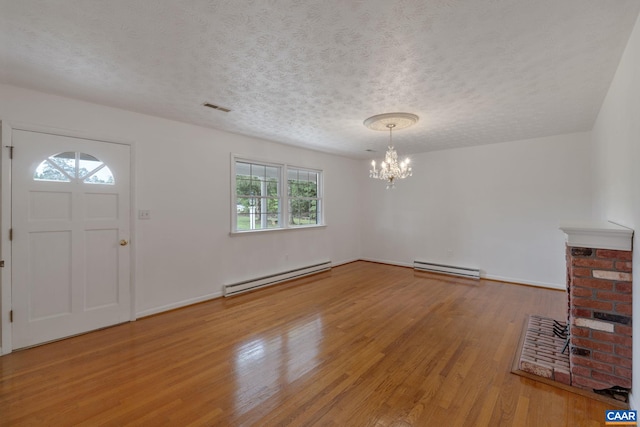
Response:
[359, 257, 414, 268]
[136, 290, 223, 318]
[361, 258, 564, 290]
[331, 257, 360, 267]
[483, 274, 564, 290]
[134, 261, 564, 319]
[137, 259, 348, 317]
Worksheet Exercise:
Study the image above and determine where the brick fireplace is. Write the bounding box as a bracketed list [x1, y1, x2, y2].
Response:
[560, 222, 634, 392]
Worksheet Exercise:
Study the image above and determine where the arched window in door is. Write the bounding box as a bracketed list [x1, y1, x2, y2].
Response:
[34, 152, 115, 184]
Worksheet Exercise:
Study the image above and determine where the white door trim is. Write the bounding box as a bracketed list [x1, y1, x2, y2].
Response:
[0, 121, 137, 355]
[1, 122, 13, 354]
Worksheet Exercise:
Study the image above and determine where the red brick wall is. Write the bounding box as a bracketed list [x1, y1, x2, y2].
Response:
[567, 246, 632, 390]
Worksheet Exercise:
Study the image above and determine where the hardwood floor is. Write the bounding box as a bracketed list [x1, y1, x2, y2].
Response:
[0, 261, 610, 426]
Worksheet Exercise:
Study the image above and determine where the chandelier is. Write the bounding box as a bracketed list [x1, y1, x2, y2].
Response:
[366, 112, 418, 189]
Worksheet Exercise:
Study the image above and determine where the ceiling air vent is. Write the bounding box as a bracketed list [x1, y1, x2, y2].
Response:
[203, 102, 231, 113]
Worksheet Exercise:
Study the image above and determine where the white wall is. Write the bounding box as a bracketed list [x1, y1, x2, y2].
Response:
[361, 133, 593, 288]
[591, 12, 640, 409]
[0, 84, 362, 319]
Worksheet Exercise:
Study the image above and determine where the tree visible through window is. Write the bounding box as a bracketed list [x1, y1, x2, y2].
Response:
[288, 168, 320, 226]
[233, 158, 323, 232]
[34, 152, 115, 184]
[235, 162, 281, 230]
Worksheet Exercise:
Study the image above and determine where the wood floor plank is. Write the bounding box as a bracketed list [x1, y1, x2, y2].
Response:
[0, 261, 613, 426]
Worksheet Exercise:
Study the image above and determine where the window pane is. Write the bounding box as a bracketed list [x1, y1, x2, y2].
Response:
[236, 176, 250, 196]
[236, 162, 251, 176]
[236, 213, 251, 230]
[34, 159, 71, 182]
[304, 181, 317, 197]
[78, 153, 102, 179]
[234, 160, 320, 231]
[234, 159, 283, 231]
[83, 165, 115, 184]
[34, 152, 114, 185]
[267, 198, 279, 214]
[266, 166, 279, 179]
[267, 180, 278, 196]
[288, 168, 318, 198]
[237, 197, 249, 213]
[252, 164, 266, 179]
[50, 152, 76, 177]
[288, 197, 319, 226]
[266, 213, 279, 228]
[237, 177, 262, 197]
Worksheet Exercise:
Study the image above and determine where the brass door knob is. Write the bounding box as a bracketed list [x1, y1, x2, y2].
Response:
[120, 239, 128, 246]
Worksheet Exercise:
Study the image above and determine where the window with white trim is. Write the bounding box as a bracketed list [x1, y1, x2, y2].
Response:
[288, 168, 321, 227]
[232, 157, 323, 232]
[34, 152, 115, 184]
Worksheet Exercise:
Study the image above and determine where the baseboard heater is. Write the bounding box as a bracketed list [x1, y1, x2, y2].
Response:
[224, 261, 332, 297]
[414, 260, 481, 279]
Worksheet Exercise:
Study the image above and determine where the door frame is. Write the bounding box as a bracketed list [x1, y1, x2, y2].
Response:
[0, 121, 137, 355]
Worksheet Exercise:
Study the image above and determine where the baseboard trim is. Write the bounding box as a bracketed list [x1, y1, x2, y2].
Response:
[483, 274, 564, 291]
[359, 257, 413, 268]
[330, 258, 360, 267]
[136, 291, 223, 318]
[135, 261, 564, 318]
[361, 258, 564, 290]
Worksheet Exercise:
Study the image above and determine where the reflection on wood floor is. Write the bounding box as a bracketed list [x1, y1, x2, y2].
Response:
[0, 261, 609, 426]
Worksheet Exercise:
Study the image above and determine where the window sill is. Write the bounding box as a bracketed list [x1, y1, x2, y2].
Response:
[229, 224, 326, 236]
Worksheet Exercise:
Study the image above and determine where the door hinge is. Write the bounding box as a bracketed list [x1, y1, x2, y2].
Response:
[9, 228, 12, 241]
[6, 145, 14, 159]
[0, 260, 4, 267]
[9, 310, 13, 323]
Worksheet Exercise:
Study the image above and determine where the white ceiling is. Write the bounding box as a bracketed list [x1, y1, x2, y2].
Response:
[1, 1, 639, 159]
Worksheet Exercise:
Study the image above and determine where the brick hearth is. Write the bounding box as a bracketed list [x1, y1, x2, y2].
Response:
[519, 315, 571, 385]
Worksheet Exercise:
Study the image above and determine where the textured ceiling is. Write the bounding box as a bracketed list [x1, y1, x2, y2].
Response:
[1, 1, 639, 158]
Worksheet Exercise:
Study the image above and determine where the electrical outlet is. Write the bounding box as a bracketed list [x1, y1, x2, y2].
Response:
[138, 209, 151, 220]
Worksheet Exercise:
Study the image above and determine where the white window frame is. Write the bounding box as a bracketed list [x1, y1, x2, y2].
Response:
[287, 166, 323, 228]
[231, 154, 324, 234]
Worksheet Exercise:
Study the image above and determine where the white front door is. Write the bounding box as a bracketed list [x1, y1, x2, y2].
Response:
[11, 129, 131, 349]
